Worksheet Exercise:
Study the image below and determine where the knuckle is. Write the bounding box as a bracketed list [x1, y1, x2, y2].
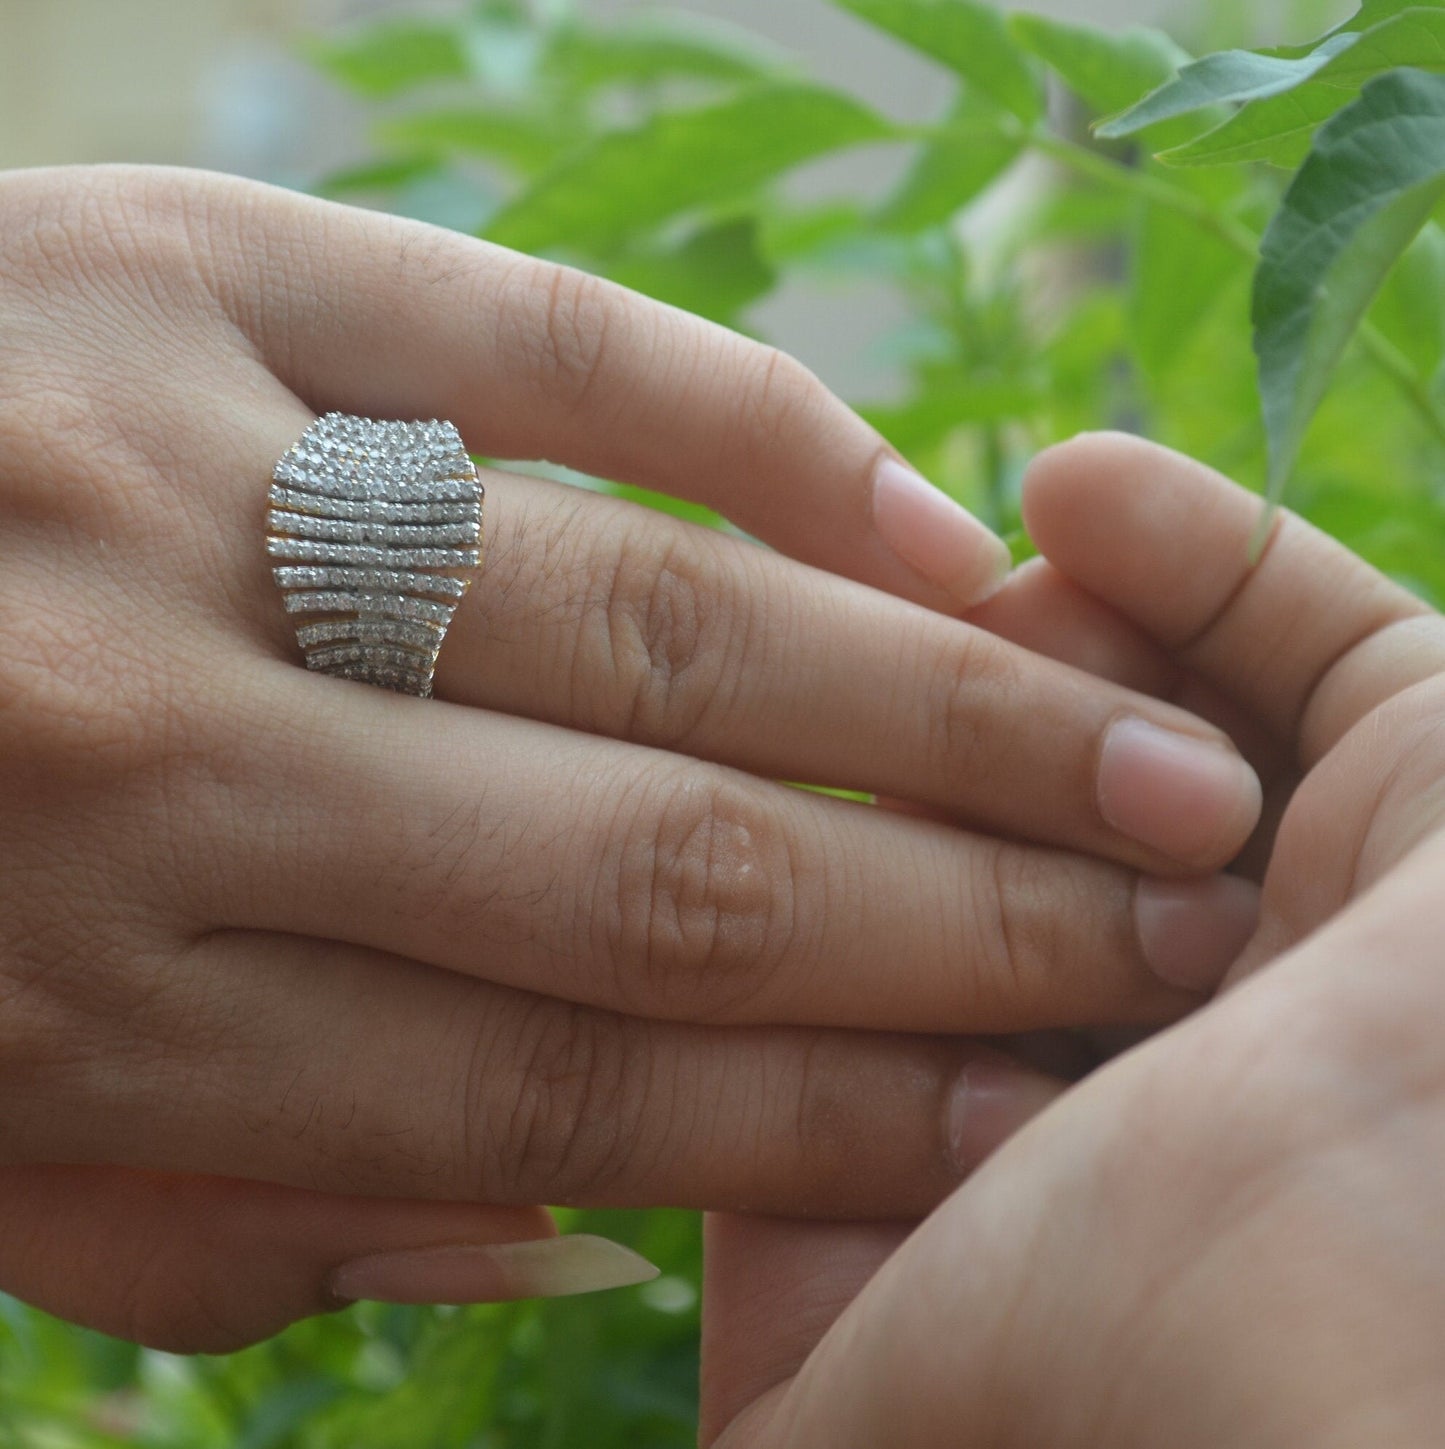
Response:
[0, 963, 66, 1150]
[969, 841, 1051, 1018]
[593, 533, 736, 747]
[0, 590, 119, 773]
[0, 579, 191, 786]
[0, 186, 220, 538]
[0, 376, 91, 501]
[506, 261, 615, 413]
[928, 631, 1022, 802]
[737, 346, 826, 466]
[608, 773, 800, 1021]
[0, 377, 206, 606]
[1, 166, 207, 314]
[784, 1036, 855, 1182]
[0, 916, 165, 1161]
[487, 999, 637, 1203]
[0, 371, 142, 543]
[1372, 690, 1445, 823]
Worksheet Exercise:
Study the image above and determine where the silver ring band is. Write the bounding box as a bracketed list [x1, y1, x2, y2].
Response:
[268, 413, 485, 698]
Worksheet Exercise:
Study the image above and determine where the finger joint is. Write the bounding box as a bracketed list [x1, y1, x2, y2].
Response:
[606, 773, 800, 1022]
[591, 534, 740, 748]
[485, 998, 639, 1204]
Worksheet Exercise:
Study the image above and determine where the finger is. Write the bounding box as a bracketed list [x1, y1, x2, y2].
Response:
[1022, 433, 1442, 765]
[974, 561, 1286, 772]
[197, 671, 1262, 1030]
[706, 1018, 1200, 1449]
[166, 397, 1260, 881]
[165, 167, 1010, 613]
[1230, 672, 1445, 979]
[0, 1165, 557, 1353]
[700, 1059, 1062, 1445]
[968, 561, 1298, 880]
[407, 469, 1260, 875]
[19, 933, 1064, 1221]
[700, 1217, 909, 1448]
[967, 558, 1180, 696]
[746, 832, 1445, 1449]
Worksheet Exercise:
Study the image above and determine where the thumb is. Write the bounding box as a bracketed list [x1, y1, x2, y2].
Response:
[701, 1054, 1066, 1445]
[701, 1215, 906, 1448]
[0, 1165, 653, 1353]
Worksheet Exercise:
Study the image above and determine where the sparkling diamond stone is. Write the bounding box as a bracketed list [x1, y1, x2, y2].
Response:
[268, 416, 484, 697]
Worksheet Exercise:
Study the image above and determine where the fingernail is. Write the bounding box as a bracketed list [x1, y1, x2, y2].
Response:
[871, 457, 1012, 609]
[1135, 874, 1261, 992]
[1098, 717, 1262, 865]
[947, 1059, 1063, 1173]
[327, 1235, 660, 1306]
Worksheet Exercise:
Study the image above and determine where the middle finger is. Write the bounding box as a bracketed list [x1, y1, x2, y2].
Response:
[415, 469, 1263, 877]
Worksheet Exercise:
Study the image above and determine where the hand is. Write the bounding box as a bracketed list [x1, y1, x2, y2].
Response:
[702, 434, 1445, 1449]
[0, 173, 1261, 1351]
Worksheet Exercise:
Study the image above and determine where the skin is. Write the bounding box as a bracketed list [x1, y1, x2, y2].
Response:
[702, 435, 1445, 1449]
[0, 167, 1261, 1350]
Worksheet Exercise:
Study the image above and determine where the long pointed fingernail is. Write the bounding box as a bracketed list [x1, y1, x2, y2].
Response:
[1098, 717, 1263, 865]
[871, 457, 1012, 609]
[327, 1235, 660, 1306]
[1136, 874, 1261, 992]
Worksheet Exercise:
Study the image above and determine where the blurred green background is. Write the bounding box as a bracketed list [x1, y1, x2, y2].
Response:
[6, 0, 1445, 1444]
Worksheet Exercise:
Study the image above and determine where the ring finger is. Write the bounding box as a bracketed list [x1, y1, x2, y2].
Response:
[183, 667, 1262, 1030]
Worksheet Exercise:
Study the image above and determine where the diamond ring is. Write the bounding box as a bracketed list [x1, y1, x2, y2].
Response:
[267, 413, 485, 698]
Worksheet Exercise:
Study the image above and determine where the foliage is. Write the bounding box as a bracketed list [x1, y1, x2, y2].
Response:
[0, 1210, 700, 1447]
[10, 0, 1445, 1444]
[301, 0, 1445, 587]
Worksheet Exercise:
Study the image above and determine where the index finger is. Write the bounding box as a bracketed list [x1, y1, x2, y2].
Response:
[164, 166, 1010, 614]
[1022, 433, 1438, 764]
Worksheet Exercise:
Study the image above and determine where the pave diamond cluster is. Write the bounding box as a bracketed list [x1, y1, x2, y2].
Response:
[268, 413, 484, 698]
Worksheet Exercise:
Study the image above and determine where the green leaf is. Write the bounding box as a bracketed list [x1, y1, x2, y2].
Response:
[1132, 188, 1250, 385]
[1016, 185, 1136, 245]
[606, 217, 777, 325]
[1156, 84, 1338, 167]
[830, 0, 1044, 122]
[1369, 221, 1445, 376]
[376, 108, 570, 174]
[1254, 69, 1445, 511]
[1160, 9, 1445, 167]
[486, 83, 897, 255]
[1096, 30, 1358, 139]
[1288, 0, 1445, 55]
[238, 1377, 345, 1449]
[1009, 14, 1189, 119]
[0, 1294, 35, 1358]
[310, 155, 443, 199]
[1296, 8, 1445, 87]
[544, 16, 788, 91]
[860, 378, 1046, 453]
[758, 201, 869, 263]
[300, 19, 469, 98]
[877, 91, 1021, 231]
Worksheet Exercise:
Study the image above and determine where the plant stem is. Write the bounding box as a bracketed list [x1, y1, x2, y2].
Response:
[938, 229, 1009, 528]
[1356, 328, 1445, 447]
[1030, 130, 1258, 256]
[1030, 130, 1445, 452]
